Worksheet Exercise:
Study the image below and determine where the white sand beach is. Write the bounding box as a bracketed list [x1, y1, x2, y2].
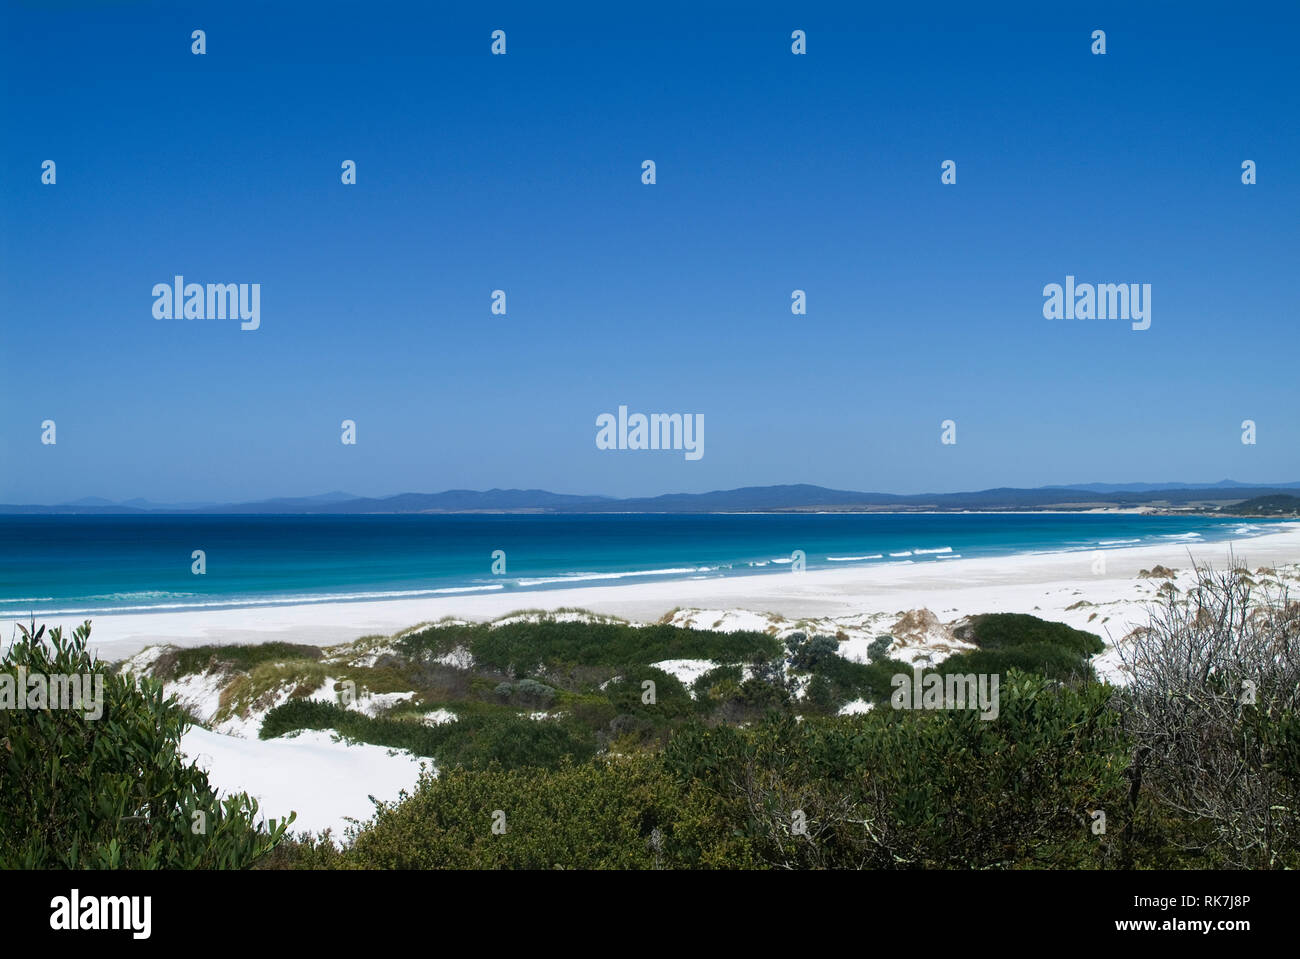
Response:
[27, 521, 1295, 841]
[22, 521, 1300, 665]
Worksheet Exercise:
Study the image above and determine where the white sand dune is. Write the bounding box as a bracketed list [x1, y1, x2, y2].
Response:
[180, 726, 427, 837]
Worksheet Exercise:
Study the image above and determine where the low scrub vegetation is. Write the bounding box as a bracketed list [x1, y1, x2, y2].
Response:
[0, 622, 290, 868]
[11, 564, 1297, 870]
[269, 572, 1300, 869]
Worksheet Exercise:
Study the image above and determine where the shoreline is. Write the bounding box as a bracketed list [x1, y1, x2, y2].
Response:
[12, 523, 1298, 663]
[4, 515, 1287, 620]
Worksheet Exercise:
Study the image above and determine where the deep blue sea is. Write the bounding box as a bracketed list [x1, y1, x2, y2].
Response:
[0, 513, 1289, 617]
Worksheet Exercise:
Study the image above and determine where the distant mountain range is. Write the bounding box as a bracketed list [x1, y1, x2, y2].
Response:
[1055, 480, 1289, 493]
[5, 482, 1300, 515]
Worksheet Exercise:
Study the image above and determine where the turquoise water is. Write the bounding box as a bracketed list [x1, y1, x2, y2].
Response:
[0, 513, 1289, 617]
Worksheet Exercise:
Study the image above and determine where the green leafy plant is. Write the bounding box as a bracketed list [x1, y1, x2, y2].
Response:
[0, 621, 291, 868]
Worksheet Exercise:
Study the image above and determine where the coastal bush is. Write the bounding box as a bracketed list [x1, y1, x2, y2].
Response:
[787, 634, 839, 671]
[737, 674, 790, 710]
[664, 670, 1130, 869]
[256, 829, 347, 870]
[808, 652, 909, 706]
[110, 607, 1300, 869]
[1117, 565, 1300, 868]
[217, 658, 330, 724]
[0, 622, 291, 869]
[956, 613, 1103, 656]
[692, 660, 793, 723]
[936, 645, 1098, 683]
[338, 753, 755, 869]
[469, 620, 780, 673]
[942, 613, 1104, 681]
[260, 698, 596, 771]
[493, 678, 558, 709]
[567, 695, 618, 731]
[603, 668, 695, 724]
[435, 713, 596, 770]
[329, 669, 1133, 870]
[394, 622, 478, 661]
[156, 641, 323, 680]
[692, 664, 743, 699]
[866, 635, 893, 660]
[803, 673, 836, 712]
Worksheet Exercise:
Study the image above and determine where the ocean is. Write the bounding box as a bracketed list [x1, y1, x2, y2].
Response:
[0, 513, 1288, 618]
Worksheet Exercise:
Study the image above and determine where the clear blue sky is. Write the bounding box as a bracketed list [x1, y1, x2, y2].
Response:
[2, 1, 1297, 503]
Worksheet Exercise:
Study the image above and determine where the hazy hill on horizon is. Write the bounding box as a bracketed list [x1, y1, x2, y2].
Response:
[4, 481, 1300, 515]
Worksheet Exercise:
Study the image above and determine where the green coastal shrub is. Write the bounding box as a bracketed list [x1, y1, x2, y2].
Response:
[866, 636, 893, 660]
[664, 670, 1130, 869]
[493, 678, 558, 709]
[808, 652, 909, 706]
[157, 641, 324, 681]
[0, 622, 290, 869]
[788, 634, 839, 671]
[318, 670, 1133, 870]
[340, 754, 752, 869]
[260, 698, 595, 771]
[406, 619, 779, 674]
[943, 613, 1104, 681]
[692, 664, 742, 699]
[603, 668, 695, 724]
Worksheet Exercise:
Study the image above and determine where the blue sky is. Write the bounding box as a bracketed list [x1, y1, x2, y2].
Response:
[2, 1, 1297, 503]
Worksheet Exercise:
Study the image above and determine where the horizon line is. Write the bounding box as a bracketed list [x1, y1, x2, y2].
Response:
[6, 478, 1300, 512]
